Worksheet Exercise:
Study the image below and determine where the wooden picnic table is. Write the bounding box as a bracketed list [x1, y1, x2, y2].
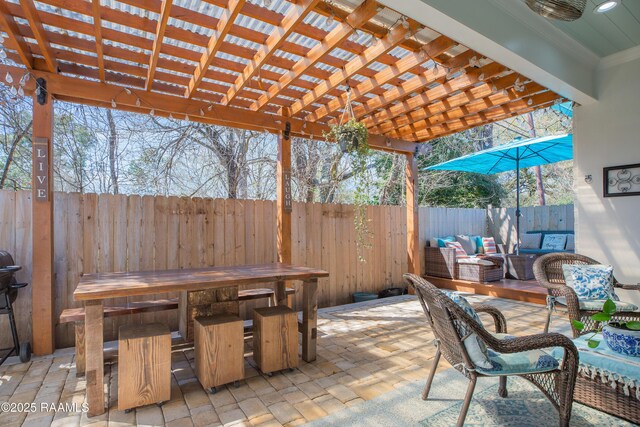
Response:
[74, 263, 329, 417]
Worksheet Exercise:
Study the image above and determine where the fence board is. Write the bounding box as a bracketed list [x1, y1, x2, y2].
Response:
[0, 190, 517, 347]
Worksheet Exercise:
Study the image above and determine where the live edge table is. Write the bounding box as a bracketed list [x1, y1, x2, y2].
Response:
[73, 263, 329, 416]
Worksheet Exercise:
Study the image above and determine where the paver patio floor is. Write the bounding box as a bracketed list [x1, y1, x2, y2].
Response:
[0, 294, 567, 427]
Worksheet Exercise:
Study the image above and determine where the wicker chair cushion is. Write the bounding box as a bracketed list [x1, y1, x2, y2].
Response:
[562, 264, 615, 300]
[455, 235, 476, 254]
[442, 291, 492, 369]
[542, 234, 568, 250]
[456, 257, 495, 266]
[478, 346, 560, 376]
[555, 297, 638, 312]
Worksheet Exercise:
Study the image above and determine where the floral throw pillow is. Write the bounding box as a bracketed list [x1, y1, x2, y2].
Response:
[562, 264, 615, 300]
[442, 291, 492, 369]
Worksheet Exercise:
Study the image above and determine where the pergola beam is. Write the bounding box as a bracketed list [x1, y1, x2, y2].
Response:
[146, 0, 173, 91]
[184, 0, 245, 98]
[18, 0, 56, 72]
[222, 0, 322, 106]
[0, 1, 33, 68]
[251, 0, 379, 112]
[1, 64, 418, 154]
[305, 35, 455, 122]
[91, 0, 105, 81]
[285, 17, 419, 117]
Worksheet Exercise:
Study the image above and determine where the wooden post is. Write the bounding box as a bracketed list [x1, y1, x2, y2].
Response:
[32, 78, 55, 355]
[406, 153, 420, 277]
[85, 300, 104, 416]
[301, 278, 318, 362]
[276, 121, 292, 305]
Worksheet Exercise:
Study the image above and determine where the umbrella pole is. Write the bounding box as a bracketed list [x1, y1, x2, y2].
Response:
[515, 151, 520, 255]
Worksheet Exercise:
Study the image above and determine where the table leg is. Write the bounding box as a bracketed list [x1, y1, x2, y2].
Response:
[301, 278, 318, 362]
[75, 321, 85, 377]
[84, 300, 104, 417]
[276, 280, 287, 306]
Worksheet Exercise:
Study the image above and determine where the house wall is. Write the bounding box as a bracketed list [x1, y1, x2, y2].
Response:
[573, 52, 640, 301]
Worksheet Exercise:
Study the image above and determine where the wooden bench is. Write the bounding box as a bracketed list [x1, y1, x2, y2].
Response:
[60, 287, 295, 376]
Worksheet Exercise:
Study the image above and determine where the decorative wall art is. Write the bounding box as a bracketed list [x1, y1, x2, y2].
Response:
[603, 163, 640, 197]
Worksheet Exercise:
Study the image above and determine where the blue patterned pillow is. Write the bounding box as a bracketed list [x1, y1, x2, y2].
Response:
[442, 291, 492, 369]
[562, 264, 615, 300]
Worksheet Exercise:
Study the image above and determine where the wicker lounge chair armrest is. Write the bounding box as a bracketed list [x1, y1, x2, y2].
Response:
[480, 332, 578, 362]
[472, 304, 507, 334]
[618, 283, 640, 291]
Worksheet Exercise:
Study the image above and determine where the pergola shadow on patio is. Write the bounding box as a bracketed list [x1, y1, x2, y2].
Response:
[0, 0, 565, 418]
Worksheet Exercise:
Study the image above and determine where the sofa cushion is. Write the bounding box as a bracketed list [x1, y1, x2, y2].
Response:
[541, 234, 567, 250]
[562, 264, 615, 300]
[481, 237, 497, 254]
[521, 233, 542, 249]
[436, 236, 455, 247]
[457, 257, 496, 267]
[475, 236, 485, 254]
[455, 234, 476, 254]
[442, 291, 492, 369]
[565, 234, 575, 251]
[445, 241, 470, 259]
[518, 248, 570, 255]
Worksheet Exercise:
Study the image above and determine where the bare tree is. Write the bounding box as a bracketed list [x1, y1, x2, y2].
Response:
[525, 112, 546, 206]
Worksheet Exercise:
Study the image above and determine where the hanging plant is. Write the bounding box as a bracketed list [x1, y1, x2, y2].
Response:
[324, 88, 372, 262]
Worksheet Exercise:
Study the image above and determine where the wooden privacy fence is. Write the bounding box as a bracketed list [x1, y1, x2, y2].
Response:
[0, 190, 490, 348]
[488, 204, 575, 250]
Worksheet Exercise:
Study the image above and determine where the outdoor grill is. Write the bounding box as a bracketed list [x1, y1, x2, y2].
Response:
[0, 250, 31, 365]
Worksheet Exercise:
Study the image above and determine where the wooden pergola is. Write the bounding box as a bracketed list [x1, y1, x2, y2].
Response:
[0, 0, 564, 356]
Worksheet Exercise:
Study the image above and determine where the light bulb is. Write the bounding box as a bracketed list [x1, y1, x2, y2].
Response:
[111, 99, 116, 108]
[527, 98, 533, 106]
[262, 0, 272, 7]
[169, 113, 173, 120]
[0, 50, 7, 59]
[478, 73, 485, 81]
[135, 98, 141, 107]
[150, 109, 155, 116]
[491, 84, 497, 92]
[199, 108, 204, 116]
[17, 86, 24, 96]
[124, 88, 132, 95]
[185, 114, 189, 122]
[325, 13, 334, 30]
[401, 17, 409, 29]
[5, 72, 13, 83]
[207, 104, 213, 111]
[10, 86, 17, 96]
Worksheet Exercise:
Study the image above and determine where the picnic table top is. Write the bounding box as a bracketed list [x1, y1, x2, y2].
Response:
[74, 263, 328, 301]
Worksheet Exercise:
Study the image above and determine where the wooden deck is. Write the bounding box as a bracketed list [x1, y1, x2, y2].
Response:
[424, 276, 547, 305]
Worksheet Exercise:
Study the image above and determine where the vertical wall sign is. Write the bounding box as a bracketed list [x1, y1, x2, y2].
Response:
[33, 137, 49, 201]
[283, 170, 292, 212]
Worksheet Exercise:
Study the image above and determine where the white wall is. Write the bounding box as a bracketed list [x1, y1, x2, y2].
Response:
[574, 51, 640, 299]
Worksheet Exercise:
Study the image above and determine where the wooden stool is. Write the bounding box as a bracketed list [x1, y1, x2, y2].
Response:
[253, 306, 298, 374]
[194, 315, 245, 393]
[118, 323, 171, 411]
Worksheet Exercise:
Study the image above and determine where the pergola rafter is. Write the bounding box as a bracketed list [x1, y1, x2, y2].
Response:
[251, 0, 379, 112]
[18, 0, 56, 73]
[90, 0, 105, 81]
[146, 0, 173, 91]
[0, 1, 33, 69]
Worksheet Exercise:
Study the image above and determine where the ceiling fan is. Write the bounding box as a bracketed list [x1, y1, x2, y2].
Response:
[525, 0, 587, 21]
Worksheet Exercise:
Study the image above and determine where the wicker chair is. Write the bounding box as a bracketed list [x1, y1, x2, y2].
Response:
[404, 274, 578, 427]
[533, 253, 640, 337]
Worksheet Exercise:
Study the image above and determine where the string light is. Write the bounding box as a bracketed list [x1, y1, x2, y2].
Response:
[491, 83, 498, 92]
[17, 86, 24, 96]
[199, 108, 204, 116]
[325, 12, 334, 30]
[169, 113, 173, 120]
[0, 50, 6, 59]
[135, 98, 141, 107]
[478, 73, 485, 81]
[262, 0, 272, 7]
[401, 17, 410, 29]
[9, 86, 17, 96]
[149, 108, 155, 116]
[111, 99, 117, 108]
[527, 98, 533, 106]
[124, 88, 132, 95]
[207, 104, 213, 111]
[184, 114, 190, 122]
[5, 72, 13, 84]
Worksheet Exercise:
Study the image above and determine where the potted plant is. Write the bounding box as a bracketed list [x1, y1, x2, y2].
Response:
[324, 91, 372, 261]
[573, 298, 640, 357]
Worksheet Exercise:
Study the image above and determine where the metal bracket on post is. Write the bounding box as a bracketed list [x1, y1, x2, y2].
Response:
[35, 78, 47, 105]
[283, 121, 291, 141]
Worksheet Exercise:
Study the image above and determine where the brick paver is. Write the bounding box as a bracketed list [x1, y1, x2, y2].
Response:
[0, 295, 557, 426]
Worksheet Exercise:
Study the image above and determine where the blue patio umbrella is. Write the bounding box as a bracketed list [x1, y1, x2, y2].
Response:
[426, 134, 573, 254]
